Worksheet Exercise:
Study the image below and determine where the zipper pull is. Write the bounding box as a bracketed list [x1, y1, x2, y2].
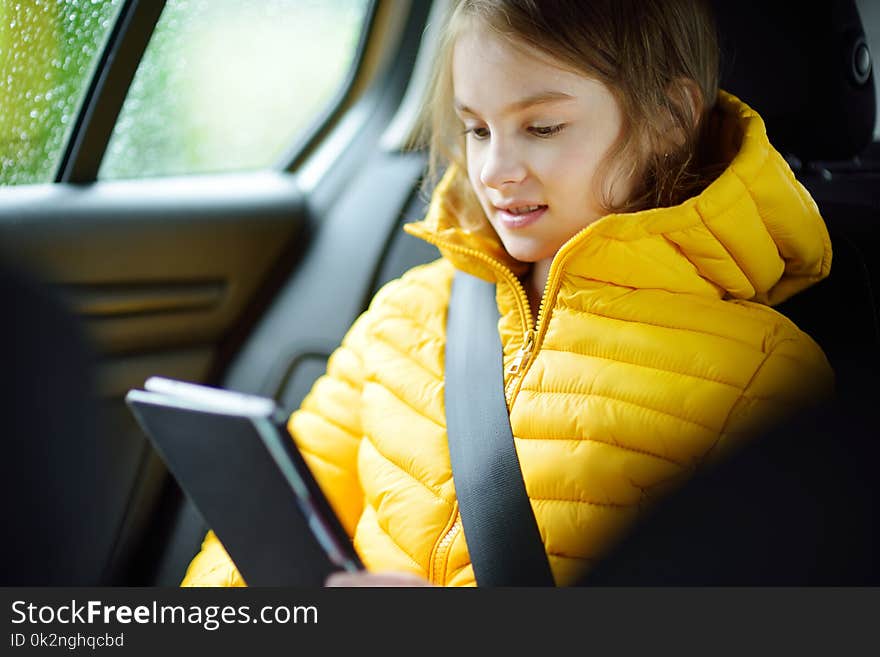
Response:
[506, 329, 535, 376]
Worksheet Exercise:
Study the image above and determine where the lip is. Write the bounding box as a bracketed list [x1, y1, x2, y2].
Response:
[494, 204, 548, 229]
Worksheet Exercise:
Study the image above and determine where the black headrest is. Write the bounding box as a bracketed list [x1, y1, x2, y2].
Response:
[711, 0, 875, 161]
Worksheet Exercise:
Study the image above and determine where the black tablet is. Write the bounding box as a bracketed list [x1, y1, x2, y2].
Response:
[125, 376, 363, 586]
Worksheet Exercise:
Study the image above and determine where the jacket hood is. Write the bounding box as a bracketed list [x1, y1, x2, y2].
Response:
[405, 90, 832, 306]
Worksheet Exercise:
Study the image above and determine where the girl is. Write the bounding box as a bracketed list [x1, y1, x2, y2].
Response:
[182, 0, 833, 587]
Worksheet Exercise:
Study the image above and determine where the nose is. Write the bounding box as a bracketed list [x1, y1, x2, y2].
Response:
[479, 136, 528, 189]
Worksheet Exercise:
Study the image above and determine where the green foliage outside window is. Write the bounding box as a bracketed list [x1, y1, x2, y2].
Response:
[0, 0, 371, 186]
[0, 0, 122, 186]
[100, 0, 370, 180]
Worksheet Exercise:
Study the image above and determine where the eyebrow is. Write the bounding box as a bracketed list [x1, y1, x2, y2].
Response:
[454, 90, 575, 117]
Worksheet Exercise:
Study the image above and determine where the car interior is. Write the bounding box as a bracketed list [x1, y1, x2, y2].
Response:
[0, 0, 877, 586]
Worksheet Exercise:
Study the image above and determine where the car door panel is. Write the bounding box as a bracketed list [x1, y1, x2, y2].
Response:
[0, 174, 309, 585]
[0, 173, 307, 359]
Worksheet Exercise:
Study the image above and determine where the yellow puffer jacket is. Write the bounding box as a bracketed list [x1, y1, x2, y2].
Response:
[181, 91, 833, 587]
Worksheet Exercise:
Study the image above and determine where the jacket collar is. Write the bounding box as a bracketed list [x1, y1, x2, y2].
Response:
[405, 90, 831, 306]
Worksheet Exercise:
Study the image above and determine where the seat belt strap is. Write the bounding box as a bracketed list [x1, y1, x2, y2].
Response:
[444, 270, 555, 586]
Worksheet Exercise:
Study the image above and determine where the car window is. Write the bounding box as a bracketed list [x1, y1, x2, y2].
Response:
[0, 0, 124, 186]
[98, 0, 373, 181]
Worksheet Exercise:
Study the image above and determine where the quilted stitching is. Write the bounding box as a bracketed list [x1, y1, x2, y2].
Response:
[182, 91, 834, 589]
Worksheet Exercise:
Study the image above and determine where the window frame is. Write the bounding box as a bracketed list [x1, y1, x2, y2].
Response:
[55, 0, 165, 184]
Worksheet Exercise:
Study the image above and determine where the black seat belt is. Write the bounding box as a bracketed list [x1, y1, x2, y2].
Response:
[444, 270, 555, 586]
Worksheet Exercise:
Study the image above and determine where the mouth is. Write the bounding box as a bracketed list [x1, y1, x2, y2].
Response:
[494, 204, 548, 229]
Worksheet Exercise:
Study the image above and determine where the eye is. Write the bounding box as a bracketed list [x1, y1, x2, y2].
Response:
[463, 126, 490, 140]
[529, 124, 566, 138]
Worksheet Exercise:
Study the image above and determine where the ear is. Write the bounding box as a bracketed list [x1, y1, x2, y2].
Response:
[675, 77, 703, 126]
[664, 77, 704, 148]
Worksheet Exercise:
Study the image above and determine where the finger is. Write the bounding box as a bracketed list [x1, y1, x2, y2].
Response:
[324, 572, 358, 587]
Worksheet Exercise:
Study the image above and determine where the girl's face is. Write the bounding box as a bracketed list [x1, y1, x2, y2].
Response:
[453, 27, 637, 266]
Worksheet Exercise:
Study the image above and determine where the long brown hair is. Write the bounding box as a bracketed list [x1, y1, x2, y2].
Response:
[412, 0, 722, 221]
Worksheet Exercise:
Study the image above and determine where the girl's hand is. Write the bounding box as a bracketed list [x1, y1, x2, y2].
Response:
[325, 570, 435, 587]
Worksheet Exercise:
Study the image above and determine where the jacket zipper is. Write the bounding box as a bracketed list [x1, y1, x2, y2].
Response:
[409, 232, 574, 401]
[501, 223, 595, 405]
[431, 513, 461, 585]
[504, 327, 535, 401]
[413, 225, 593, 579]
[427, 239, 534, 334]
[412, 239, 533, 585]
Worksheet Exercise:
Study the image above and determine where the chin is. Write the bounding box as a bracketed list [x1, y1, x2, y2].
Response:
[497, 235, 555, 265]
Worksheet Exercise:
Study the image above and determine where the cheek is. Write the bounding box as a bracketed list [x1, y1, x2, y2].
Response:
[543, 151, 596, 206]
[535, 142, 591, 184]
[466, 152, 486, 200]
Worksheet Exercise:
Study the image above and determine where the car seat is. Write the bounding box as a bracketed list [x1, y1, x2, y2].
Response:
[710, 0, 879, 392]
